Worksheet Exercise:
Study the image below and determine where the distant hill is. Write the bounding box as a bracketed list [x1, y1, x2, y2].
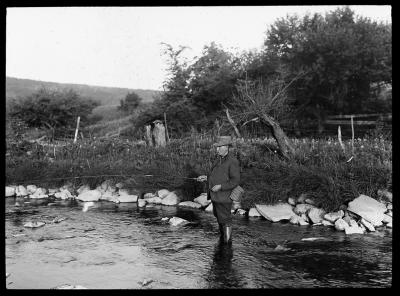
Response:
[6, 76, 161, 106]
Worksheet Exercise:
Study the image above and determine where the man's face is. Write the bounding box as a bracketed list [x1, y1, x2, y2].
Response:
[216, 145, 229, 157]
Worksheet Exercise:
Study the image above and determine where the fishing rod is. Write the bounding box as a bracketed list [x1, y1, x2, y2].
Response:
[8, 173, 200, 185]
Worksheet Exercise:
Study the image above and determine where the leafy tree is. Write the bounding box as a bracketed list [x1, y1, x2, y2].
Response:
[8, 87, 100, 138]
[262, 6, 392, 131]
[118, 92, 143, 114]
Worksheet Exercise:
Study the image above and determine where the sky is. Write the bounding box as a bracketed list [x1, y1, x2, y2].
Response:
[6, 6, 392, 91]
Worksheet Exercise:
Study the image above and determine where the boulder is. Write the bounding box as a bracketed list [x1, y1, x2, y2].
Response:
[322, 220, 334, 227]
[323, 210, 344, 223]
[146, 196, 163, 204]
[205, 203, 213, 212]
[377, 189, 392, 202]
[178, 201, 202, 209]
[77, 185, 91, 195]
[382, 214, 392, 224]
[6, 186, 16, 197]
[168, 216, 189, 226]
[307, 208, 326, 224]
[248, 207, 262, 217]
[287, 197, 296, 206]
[26, 185, 38, 194]
[161, 191, 181, 206]
[77, 190, 102, 202]
[345, 225, 364, 235]
[360, 218, 375, 232]
[293, 203, 315, 216]
[347, 194, 386, 227]
[289, 214, 302, 225]
[157, 189, 171, 199]
[137, 199, 147, 207]
[117, 194, 138, 203]
[193, 193, 211, 207]
[144, 193, 157, 199]
[54, 189, 73, 200]
[255, 203, 295, 222]
[16, 185, 29, 197]
[334, 218, 349, 231]
[236, 209, 246, 215]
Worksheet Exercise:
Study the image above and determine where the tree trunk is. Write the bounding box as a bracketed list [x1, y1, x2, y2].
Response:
[225, 109, 241, 138]
[260, 113, 295, 159]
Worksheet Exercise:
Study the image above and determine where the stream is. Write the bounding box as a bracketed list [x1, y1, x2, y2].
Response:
[5, 197, 392, 289]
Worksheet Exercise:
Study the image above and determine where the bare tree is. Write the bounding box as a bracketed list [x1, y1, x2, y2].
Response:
[229, 70, 306, 159]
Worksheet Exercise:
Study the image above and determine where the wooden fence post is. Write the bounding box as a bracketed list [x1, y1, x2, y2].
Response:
[74, 116, 80, 143]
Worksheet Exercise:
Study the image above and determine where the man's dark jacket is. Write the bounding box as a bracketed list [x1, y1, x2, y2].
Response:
[207, 152, 240, 203]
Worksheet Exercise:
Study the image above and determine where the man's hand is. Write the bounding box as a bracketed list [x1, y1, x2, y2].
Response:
[211, 184, 222, 192]
[196, 175, 207, 182]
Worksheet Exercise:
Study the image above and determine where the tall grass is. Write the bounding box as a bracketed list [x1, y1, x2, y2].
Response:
[6, 134, 391, 212]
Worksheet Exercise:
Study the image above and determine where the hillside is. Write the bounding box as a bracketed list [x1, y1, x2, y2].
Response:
[6, 76, 160, 106]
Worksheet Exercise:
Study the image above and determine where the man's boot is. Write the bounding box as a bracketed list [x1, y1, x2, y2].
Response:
[223, 225, 232, 244]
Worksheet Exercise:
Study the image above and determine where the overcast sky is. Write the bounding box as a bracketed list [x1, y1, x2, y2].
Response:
[6, 6, 391, 90]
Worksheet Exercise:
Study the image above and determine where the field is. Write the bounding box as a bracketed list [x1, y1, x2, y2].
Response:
[5, 133, 392, 212]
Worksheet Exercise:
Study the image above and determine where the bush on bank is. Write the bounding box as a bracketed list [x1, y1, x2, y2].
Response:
[5, 136, 391, 212]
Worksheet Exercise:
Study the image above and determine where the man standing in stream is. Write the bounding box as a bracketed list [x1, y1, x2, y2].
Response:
[197, 136, 240, 244]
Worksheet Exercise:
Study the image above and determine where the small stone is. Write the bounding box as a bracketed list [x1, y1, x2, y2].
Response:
[322, 220, 334, 227]
[205, 203, 213, 212]
[137, 199, 147, 207]
[287, 197, 296, 206]
[307, 208, 325, 224]
[24, 221, 46, 228]
[382, 214, 392, 224]
[334, 218, 349, 231]
[236, 209, 246, 215]
[360, 218, 375, 232]
[161, 217, 169, 221]
[386, 222, 392, 228]
[386, 210, 392, 217]
[386, 203, 392, 211]
[324, 210, 344, 223]
[248, 208, 261, 217]
[345, 225, 364, 235]
[168, 216, 189, 226]
[305, 198, 315, 205]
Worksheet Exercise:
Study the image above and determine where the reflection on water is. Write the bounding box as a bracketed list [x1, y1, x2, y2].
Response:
[5, 197, 392, 289]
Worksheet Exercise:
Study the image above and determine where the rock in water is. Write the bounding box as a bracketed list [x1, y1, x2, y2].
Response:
[24, 221, 46, 228]
[248, 208, 261, 217]
[293, 203, 315, 216]
[193, 193, 210, 207]
[345, 225, 364, 235]
[82, 202, 95, 212]
[161, 217, 170, 221]
[322, 220, 334, 227]
[26, 185, 38, 194]
[255, 203, 294, 222]
[137, 199, 147, 207]
[6, 186, 16, 197]
[55, 284, 87, 289]
[347, 194, 386, 227]
[146, 196, 163, 204]
[161, 192, 181, 206]
[307, 208, 326, 224]
[117, 194, 138, 203]
[178, 201, 202, 209]
[324, 210, 345, 223]
[205, 203, 213, 212]
[360, 218, 375, 232]
[287, 197, 296, 206]
[157, 189, 171, 199]
[236, 209, 246, 215]
[334, 218, 349, 231]
[169, 217, 189, 226]
[76, 185, 91, 195]
[16, 185, 29, 197]
[77, 190, 102, 202]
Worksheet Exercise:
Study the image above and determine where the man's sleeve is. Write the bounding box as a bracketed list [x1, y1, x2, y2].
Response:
[220, 158, 240, 191]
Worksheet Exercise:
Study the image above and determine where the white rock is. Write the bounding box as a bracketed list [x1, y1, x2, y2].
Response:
[24, 221, 46, 228]
[236, 209, 246, 215]
[146, 196, 163, 204]
[299, 219, 310, 226]
[289, 214, 302, 225]
[137, 199, 147, 207]
[255, 203, 295, 222]
[360, 218, 375, 232]
[35, 188, 47, 195]
[386, 210, 392, 217]
[26, 185, 38, 194]
[48, 188, 58, 195]
[157, 189, 171, 199]
[307, 208, 326, 224]
[29, 194, 49, 199]
[322, 220, 334, 227]
[334, 218, 349, 231]
[178, 201, 202, 209]
[305, 198, 315, 205]
[144, 193, 157, 199]
[205, 203, 213, 212]
[194, 194, 211, 207]
[345, 225, 364, 235]
[386, 203, 392, 211]
[118, 188, 131, 196]
[287, 197, 296, 206]
[161, 217, 170, 221]
[6, 186, 16, 197]
[77, 185, 91, 195]
[77, 190, 102, 202]
[54, 189, 73, 200]
[348, 219, 358, 227]
[377, 189, 392, 202]
[347, 194, 386, 227]
[117, 194, 138, 203]
[168, 216, 189, 226]
[100, 191, 119, 202]
[300, 213, 310, 223]
[161, 191, 181, 206]
[293, 203, 315, 216]
[382, 214, 392, 224]
[248, 208, 261, 217]
[82, 202, 95, 212]
[16, 185, 29, 197]
[324, 210, 344, 223]
[386, 222, 392, 228]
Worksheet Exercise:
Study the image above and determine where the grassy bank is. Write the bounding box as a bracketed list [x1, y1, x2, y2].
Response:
[6, 135, 392, 212]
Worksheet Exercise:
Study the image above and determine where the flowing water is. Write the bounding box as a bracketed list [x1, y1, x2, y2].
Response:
[5, 197, 392, 289]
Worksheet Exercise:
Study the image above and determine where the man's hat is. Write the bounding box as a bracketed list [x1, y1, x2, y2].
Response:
[213, 136, 233, 147]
